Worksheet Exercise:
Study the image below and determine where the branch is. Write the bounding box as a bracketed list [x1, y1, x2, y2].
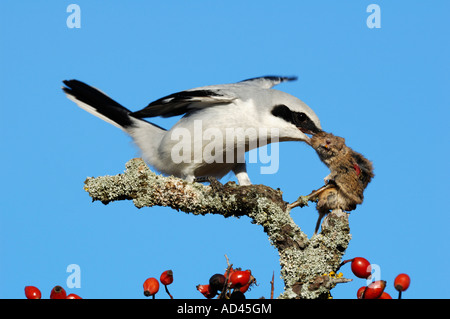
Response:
[84, 158, 352, 299]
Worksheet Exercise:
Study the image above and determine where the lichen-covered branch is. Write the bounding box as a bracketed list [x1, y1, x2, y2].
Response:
[84, 158, 352, 299]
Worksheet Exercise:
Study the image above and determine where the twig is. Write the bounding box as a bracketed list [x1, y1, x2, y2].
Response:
[224, 254, 231, 268]
[270, 271, 275, 299]
[218, 255, 233, 299]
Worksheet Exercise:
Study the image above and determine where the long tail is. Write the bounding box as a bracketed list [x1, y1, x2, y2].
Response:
[62, 79, 164, 132]
[62, 80, 167, 170]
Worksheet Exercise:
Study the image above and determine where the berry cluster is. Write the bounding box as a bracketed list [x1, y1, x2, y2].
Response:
[24, 285, 82, 299]
[143, 270, 174, 299]
[197, 266, 257, 299]
[339, 257, 411, 299]
[25, 257, 410, 299]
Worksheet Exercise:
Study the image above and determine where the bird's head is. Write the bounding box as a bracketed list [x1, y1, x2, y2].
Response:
[269, 97, 322, 144]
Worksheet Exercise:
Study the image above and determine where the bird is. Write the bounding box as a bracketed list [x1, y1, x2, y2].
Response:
[62, 76, 322, 185]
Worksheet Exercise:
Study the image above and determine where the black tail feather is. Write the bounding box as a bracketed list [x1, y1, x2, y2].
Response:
[62, 79, 134, 128]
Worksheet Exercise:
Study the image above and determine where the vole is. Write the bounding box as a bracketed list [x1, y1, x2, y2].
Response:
[309, 131, 374, 234]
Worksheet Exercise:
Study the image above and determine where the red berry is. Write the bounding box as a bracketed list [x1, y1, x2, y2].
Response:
[50, 285, 67, 299]
[143, 277, 159, 297]
[196, 284, 216, 299]
[66, 293, 82, 299]
[229, 270, 251, 288]
[160, 270, 173, 286]
[24, 286, 41, 299]
[362, 280, 386, 299]
[394, 273, 410, 292]
[351, 257, 372, 279]
[238, 281, 251, 293]
[356, 286, 366, 299]
[378, 292, 392, 299]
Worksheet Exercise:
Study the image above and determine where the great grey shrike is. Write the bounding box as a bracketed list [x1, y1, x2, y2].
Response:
[62, 76, 322, 185]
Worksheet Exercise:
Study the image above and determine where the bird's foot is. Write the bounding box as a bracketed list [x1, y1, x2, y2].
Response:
[194, 176, 223, 191]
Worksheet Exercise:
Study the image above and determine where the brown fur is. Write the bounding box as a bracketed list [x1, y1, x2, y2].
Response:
[310, 131, 374, 233]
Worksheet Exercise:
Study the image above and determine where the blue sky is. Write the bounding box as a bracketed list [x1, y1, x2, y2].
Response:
[0, 1, 448, 299]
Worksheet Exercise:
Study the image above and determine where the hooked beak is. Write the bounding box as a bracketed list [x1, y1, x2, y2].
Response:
[299, 127, 321, 145]
[300, 127, 322, 135]
[300, 128, 314, 135]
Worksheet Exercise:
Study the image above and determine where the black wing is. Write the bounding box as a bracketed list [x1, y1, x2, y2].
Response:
[131, 89, 236, 118]
[131, 75, 297, 119]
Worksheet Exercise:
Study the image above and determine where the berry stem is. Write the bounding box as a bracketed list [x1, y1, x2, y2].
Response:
[165, 285, 173, 299]
[335, 258, 354, 272]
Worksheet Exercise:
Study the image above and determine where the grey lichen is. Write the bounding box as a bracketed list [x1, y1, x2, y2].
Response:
[278, 209, 352, 299]
[84, 158, 352, 299]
